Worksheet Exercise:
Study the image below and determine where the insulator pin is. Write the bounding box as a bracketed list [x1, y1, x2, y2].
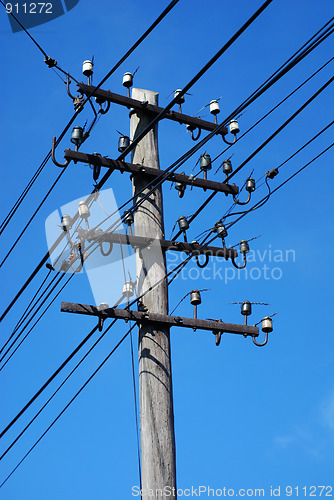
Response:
[71, 126, 84, 146]
[222, 159, 233, 175]
[190, 290, 202, 305]
[123, 281, 135, 298]
[214, 221, 227, 239]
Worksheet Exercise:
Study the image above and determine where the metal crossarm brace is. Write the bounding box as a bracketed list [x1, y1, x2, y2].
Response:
[78, 83, 229, 137]
[64, 150, 239, 196]
[60, 302, 260, 338]
[84, 229, 238, 260]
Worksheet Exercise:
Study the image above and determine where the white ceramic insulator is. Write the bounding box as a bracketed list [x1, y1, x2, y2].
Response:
[174, 89, 185, 104]
[82, 60, 93, 76]
[229, 119, 239, 134]
[123, 72, 133, 87]
[210, 100, 220, 115]
[78, 201, 90, 218]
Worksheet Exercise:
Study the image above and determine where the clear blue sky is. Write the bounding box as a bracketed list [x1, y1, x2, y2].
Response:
[1, 0, 333, 498]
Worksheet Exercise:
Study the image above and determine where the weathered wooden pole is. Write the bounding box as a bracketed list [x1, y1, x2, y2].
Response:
[130, 88, 177, 499]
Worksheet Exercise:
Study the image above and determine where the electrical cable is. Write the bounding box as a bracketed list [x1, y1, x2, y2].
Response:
[0, 269, 52, 355]
[0, 165, 67, 268]
[0, 0, 181, 237]
[213, 55, 334, 173]
[0, 318, 118, 462]
[2, 4, 331, 323]
[0, 270, 63, 364]
[0, 0, 274, 320]
[129, 321, 142, 493]
[0, 322, 135, 488]
[223, 143, 334, 234]
[0, 274, 73, 372]
[0, 313, 99, 438]
[172, 74, 334, 241]
[0, 247, 192, 439]
[0, 254, 192, 492]
[202, 120, 334, 245]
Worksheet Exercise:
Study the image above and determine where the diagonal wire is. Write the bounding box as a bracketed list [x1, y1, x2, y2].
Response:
[0, 323, 135, 488]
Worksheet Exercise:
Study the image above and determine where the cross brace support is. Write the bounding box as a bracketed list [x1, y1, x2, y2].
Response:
[82, 229, 238, 260]
[60, 302, 259, 338]
[64, 150, 239, 196]
[78, 83, 229, 137]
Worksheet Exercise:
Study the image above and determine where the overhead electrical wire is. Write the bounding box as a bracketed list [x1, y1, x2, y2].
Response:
[172, 74, 334, 241]
[0, 269, 53, 355]
[0, 322, 135, 488]
[0, 251, 195, 473]
[3, 1, 332, 486]
[1, 6, 332, 402]
[213, 55, 334, 174]
[225, 144, 334, 232]
[0, 251, 192, 439]
[201, 120, 334, 246]
[0, 0, 181, 237]
[0, 274, 73, 372]
[0, 0, 277, 322]
[4, 137, 331, 475]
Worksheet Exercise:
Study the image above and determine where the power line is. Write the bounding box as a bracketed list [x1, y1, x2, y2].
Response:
[213, 55, 334, 174]
[0, 6, 330, 352]
[0, 248, 192, 439]
[0, 273, 69, 370]
[172, 74, 334, 241]
[0, 269, 53, 355]
[0, 0, 275, 321]
[0, 322, 134, 488]
[201, 120, 334, 246]
[0, 320, 99, 438]
[0, 318, 118, 461]
[0, 0, 181, 238]
[224, 143, 334, 234]
[0, 254, 193, 487]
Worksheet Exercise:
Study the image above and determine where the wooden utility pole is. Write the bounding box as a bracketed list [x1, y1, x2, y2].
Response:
[130, 88, 177, 499]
